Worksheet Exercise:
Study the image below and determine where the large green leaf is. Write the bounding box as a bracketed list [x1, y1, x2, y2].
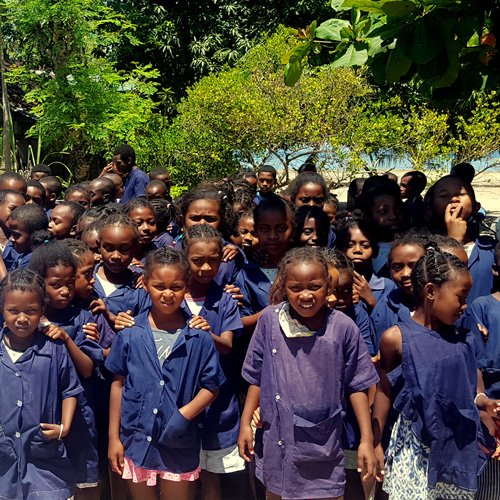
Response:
[434, 40, 459, 87]
[382, 1, 417, 16]
[315, 19, 351, 41]
[386, 40, 411, 81]
[284, 60, 303, 86]
[407, 20, 439, 63]
[331, 43, 369, 67]
[341, 0, 387, 14]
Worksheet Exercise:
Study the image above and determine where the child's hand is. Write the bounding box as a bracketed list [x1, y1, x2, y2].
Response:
[353, 272, 376, 309]
[89, 298, 106, 315]
[114, 310, 135, 331]
[222, 244, 239, 262]
[358, 440, 382, 483]
[130, 258, 144, 269]
[83, 322, 100, 343]
[371, 443, 385, 482]
[224, 284, 244, 306]
[445, 203, 467, 242]
[485, 399, 500, 418]
[135, 274, 145, 289]
[251, 407, 263, 428]
[44, 323, 70, 344]
[40, 422, 67, 440]
[477, 322, 489, 340]
[108, 438, 125, 475]
[189, 315, 210, 331]
[238, 425, 255, 462]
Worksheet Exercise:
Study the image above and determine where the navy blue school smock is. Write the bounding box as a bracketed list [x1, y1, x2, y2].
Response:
[120, 167, 149, 204]
[93, 265, 150, 317]
[235, 261, 273, 317]
[388, 319, 491, 492]
[182, 283, 243, 451]
[105, 311, 225, 473]
[0, 330, 83, 500]
[466, 294, 500, 399]
[242, 304, 379, 499]
[467, 236, 496, 304]
[2, 241, 32, 272]
[369, 274, 397, 304]
[153, 231, 174, 249]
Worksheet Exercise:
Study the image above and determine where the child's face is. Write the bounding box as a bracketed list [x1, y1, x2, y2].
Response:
[399, 175, 413, 200]
[65, 191, 90, 210]
[100, 226, 137, 275]
[8, 218, 31, 254]
[45, 265, 76, 309]
[144, 265, 187, 316]
[0, 193, 25, 230]
[300, 217, 320, 247]
[285, 261, 328, 319]
[48, 205, 76, 239]
[26, 186, 44, 207]
[390, 244, 425, 295]
[255, 209, 293, 258]
[187, 240, 221, 285]
[82, 230, 101, 263]
[146, 185, 167, 200]
[431, 177, 476, 222]
[3, 289, 44, 339]
[294, 183, 325, 208]
[129, 207, 157, 246]
[370, 194, 401, 235]
[432, 271, 471, 325]
[344, 227, 373, 269]
[323, 202, 337, 224]
[238, 216, 259, 250]
[184, 199, 221, 231]
[75, 252, 96, 300]
[335, 271, 354, 311]
[257, 172, 275, 194]
[88, 181, 108, 206]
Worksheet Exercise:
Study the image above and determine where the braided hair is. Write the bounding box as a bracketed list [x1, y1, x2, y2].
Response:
[143, 246, 190, 282]
[184, 223, 223, 254]
[0, 269, 46, 309]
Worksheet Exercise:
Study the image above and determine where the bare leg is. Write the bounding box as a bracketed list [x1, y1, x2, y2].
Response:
[159, 479, 196, 500]
[74, 486, 100, 500]
[200, 470, 221, 500]
[109, 467, 130, 500]
[127, 480, 159, 500]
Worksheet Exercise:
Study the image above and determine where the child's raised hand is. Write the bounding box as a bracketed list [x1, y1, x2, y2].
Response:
[252, 407, 263, 428]
[89, 298, 106, 315]
[40, 422, 67, 440]
[353, 271, 376, 309]
[189, 315, 211, 331]
[43, 322, 70, 344]
[134, 274, 145, 289]
[445, 203, 467, 242]
[108, 438, 125, 475]
[83, 322, 100, 343]
[222, 243, 239, 262]
[114, 310, 135, 331]
[238, 425, 255, 462]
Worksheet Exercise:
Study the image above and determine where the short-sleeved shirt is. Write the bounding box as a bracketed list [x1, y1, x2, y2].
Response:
[120, 167, 149, 203]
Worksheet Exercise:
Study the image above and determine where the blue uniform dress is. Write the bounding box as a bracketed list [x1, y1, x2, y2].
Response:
[46, 306, 104, 486]
[2, 241, 32, 272]
[120, 167, 149, 204]
[368, 274, 397, 304]
[235, 261, 274, 317]
[0, 330, 83, 500]
[182, 284, 243, 454]
[467, 236, 496, 304]
[153, 232, 174, 249]
[465, 294, 500, 398]
[105, 311, 225, 473]
[242, 305, 379, 499]
[383, 319, 491, 498]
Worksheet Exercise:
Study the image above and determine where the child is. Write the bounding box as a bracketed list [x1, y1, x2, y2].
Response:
[39, 175, 63, 215]
[183, 224, 245, 498]
[31, 162, 52, 181]
[149, 166, 172, 192]
[399, 170, 426, 228]
[293, 205, 330, 247]
[29, 242, 105, 498]
[323, 192, 339, 224]
[146, 180, 169, 200]
[238, 247, 380, 499]
[65, 185, 91, 210]
[235, 197, 294, 329]
[3, 204, 48, 272]
[112, 144, 149, 203]
[88, 177, 116, 206]
[336, 214, 396, 312]
[26, 179, 46, 208]
[0, 189, 25, 250]
[93, 213, 149, 318]
[232, 187, 255, 217]
[106, 247, 225, 500]
[426, 175, 497, 303]
[48, 201, 86, 239]
[370, 233, 427, 347]
[254, 165, 278, 206]
[0, 268, 83, 500]
[237, 210, 259, 260]
[102, 172, 124, 201]
[289, 172, 327, 209]
[150, 198, 176, 247]
[372, 249, 500, 499]
[0, 171, 27, 194]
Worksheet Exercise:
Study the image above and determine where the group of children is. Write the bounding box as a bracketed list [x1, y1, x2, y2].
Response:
[1, 145, 500, 500]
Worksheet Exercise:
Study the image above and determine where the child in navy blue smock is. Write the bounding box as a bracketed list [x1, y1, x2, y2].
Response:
[372, 250, 500, 499]
[370, 234, 426, 347]
[239, 247, 381, 500]
[106, 247, 225, 500]
[181, 224, 245, 498]
[29, 241, 104, 496]
[0, 269, 83, 500]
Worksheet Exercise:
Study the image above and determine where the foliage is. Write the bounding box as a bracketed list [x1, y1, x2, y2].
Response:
[283, 0, 499, 99]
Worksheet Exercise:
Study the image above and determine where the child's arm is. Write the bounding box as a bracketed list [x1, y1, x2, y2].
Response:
[476, 369, 500, 417]
[40, 396, 77, 439]
[179, 388, 219, 421]
[211, 330, 233, 355]
[241, 311, 264, 331]
[350, 390, 382, 482]
[108, 375, 125, 475]
[45, 324, 94, 378]
[238, 384, 261, 462]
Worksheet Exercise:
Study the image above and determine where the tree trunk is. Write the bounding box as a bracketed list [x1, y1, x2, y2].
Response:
[0, 40, 12, 172]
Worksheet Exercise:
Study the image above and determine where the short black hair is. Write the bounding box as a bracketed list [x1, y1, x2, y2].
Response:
[28, 240, 76, 279]
[0, 189, 25, 204]
[40, 176, 63, 197]
[10, 204, 48, 233]
[257, 165, 277, 178]
[64, 185, 91, 202]
[63, 239, 93, 266]
[0, 268, 46, 309]
[143, 246, 190, 281]
[0, 172, 27, 191]
[289, 172, 327, 203]
[89, 177, 116, 198]
[55, 201, 86, 226]
[114, 144, 136, 166]
[32, 163, 52, 175]
[149, 167, 170, 179]
[450, 162, 475, 184]
[402, 171, 427, 194]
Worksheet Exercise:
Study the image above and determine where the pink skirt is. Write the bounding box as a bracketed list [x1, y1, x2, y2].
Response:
[122, 456, 200, 486]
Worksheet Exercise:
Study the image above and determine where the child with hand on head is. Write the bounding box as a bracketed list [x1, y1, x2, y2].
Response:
[372, 249, 500, 499]
[238, 247, 381, 499]
[0, 269, 83, 500]
[48, 201, 86, 240]
[106, 247, 225, 500]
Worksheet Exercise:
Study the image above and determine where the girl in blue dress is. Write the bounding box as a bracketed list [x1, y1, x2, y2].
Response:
[372, 249, 500, 499]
